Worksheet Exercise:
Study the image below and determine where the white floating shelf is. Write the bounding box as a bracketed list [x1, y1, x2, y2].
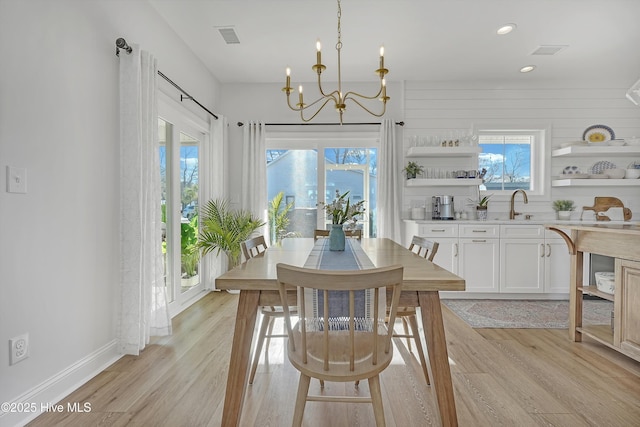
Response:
[406, 146, 482, 157]
[552, 145, 640, 157]
[552, 179, 640, 187]
[406, 178, 483, 187]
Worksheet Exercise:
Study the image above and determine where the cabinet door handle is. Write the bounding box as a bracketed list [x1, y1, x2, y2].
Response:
[546, 243, 551, 257]
[472, 229, 487, 233]
[540, 243, 545, 257]
[430, 229, 446, 232]
[472, 239, 487, 243]
[454, 243, 458, 257]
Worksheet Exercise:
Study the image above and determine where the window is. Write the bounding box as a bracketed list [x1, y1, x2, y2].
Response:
[158, 102, 208, 316]
[476, 127, 548, 197]
[266, 133, 378, 240]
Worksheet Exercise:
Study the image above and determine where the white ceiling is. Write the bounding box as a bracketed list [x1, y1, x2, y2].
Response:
[148, 0, 640, 87]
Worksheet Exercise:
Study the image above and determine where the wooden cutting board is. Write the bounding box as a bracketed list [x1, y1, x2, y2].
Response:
[582, 197, 632, 221]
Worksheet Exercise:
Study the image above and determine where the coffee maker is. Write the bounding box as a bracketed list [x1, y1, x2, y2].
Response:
[432, 195, 455, 220]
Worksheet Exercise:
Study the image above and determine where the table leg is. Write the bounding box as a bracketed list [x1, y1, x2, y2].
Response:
[221, 290, 260, 427]
[418, 291, 458, 427]
[569, 250, 584, 342]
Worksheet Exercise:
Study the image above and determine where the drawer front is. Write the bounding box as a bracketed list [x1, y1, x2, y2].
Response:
[500, 224, 543, 239]
[418, 224, 458, 238]
[459, 224, 499, 238]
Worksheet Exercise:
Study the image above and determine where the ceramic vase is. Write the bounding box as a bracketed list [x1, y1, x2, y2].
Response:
[329, 224, 346, 251]
[476, 207, 488, 221]
[558, 211, 571, 220]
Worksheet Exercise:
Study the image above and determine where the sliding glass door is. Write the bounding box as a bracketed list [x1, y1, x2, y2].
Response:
[266, 134, 378, 240]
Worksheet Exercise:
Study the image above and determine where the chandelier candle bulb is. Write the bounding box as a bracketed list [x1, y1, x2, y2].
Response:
[285, 67, 291, 89]
[379, 46, 384, 69]
[316, 40, 322, 67]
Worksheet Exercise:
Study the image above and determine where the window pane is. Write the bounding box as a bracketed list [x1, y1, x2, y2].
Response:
[267, 149, 318, 239]
[180, 132, 199, 294]
[325, 148, 376, 237]
[479, 135, 532, 191]
[158, 119, 171, 302]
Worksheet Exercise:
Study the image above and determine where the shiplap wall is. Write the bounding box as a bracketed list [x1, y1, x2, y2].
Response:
[401, 80, 640, 220]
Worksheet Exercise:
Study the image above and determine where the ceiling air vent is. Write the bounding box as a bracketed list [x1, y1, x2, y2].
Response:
[217, 27, 240, 44]
[531, 45, 568, 56]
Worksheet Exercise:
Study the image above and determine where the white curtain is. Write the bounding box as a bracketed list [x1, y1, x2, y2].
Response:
[378, 119, 402, 242]
[118, 44, 171, 356]
[202, 115, 227, 289]
[241, 121, 268, 239]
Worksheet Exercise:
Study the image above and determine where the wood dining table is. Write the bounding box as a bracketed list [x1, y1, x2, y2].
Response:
[215, 237, 466, 426]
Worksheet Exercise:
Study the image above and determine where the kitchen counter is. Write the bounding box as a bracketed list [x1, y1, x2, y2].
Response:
[405, 218, 639, 226]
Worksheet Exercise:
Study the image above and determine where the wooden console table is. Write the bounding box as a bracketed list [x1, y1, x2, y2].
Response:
[546, 223, 640, 362]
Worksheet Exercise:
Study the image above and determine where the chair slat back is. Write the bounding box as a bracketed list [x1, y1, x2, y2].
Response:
[408, 236, 439, 262]
[242, 235, 267, 260]
[277, 264, 403, 374]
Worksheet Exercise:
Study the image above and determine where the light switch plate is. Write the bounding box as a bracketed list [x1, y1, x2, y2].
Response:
[7, 166, 27, 194]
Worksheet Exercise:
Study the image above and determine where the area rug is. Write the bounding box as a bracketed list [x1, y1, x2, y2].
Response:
[442, 299, 613, 329]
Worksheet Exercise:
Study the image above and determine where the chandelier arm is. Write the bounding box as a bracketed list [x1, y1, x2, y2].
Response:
[285, 91, 305, 111]
[343, 86, 385, 102]
[316, 74, 340, 99]
[299, 98, 336, 122]
[345, 97, 387, 118]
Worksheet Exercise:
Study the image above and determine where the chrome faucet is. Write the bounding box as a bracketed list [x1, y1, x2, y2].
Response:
[509, 189, 529, 219]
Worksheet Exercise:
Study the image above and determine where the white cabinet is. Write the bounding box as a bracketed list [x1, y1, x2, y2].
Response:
[418, 224, 458, 274]
[458, 225, 500, 293]
[500, 225, 544, 293]
[407, 221, 570, 296]
[499, 225, 571, 294]
[500, 238, 545, 293]
[544, 229, 571, 293]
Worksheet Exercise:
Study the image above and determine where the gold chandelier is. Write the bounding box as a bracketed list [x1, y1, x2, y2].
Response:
[282, 0, 389, 124]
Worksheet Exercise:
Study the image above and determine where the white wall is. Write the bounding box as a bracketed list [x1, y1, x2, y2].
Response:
[402, 80, 640, 219]
[0, 1, 220, 425]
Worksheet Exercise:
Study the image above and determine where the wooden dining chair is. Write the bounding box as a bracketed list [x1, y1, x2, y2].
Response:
[241, 234, 267, 260]
[242, 235, 290, 385]
[313, 228, 362, 241]
[391, 236, 439, 385]
[277, 263, 404, 427]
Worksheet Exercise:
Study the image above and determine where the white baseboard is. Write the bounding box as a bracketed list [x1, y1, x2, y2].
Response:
[0, 340, 121, 427]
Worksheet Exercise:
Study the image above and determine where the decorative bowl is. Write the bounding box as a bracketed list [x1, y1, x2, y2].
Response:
[625, 169, 640, 179]
[595, 272, 615, 294]
[605, 168, 626, 179]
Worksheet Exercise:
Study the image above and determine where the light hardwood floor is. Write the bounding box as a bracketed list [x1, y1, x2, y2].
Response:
[28, 291, 640, 426]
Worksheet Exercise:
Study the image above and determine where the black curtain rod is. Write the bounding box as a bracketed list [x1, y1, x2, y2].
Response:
[237, 121, 404, 127]
[115, 38, 218, 120]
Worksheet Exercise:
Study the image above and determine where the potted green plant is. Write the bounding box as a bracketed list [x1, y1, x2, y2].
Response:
[552, 199, 575, 220]
[197, 198, 265, 271]
[321, 190, 366, 251]
[468, 194, 492, 221]
[402, 161, 424, 180]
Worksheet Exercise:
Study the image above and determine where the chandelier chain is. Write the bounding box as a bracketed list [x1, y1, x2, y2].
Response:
[336, 0, 342, 51]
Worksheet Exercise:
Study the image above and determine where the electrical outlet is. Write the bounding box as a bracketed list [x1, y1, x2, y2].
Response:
[9, 333, 29, 365]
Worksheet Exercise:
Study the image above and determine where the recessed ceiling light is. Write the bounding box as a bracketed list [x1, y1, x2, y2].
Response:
[497, 23, 517, 35]
[520, 65, 536, 73]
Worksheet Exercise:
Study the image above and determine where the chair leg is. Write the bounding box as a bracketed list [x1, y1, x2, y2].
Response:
[292, 374, 311, 427]
[265, 316, 276, 351]
[249, 314, 271, 385]
[368, 375, 386, 427]
[401, 316, 412, 351]
[408, 314, 430, 385]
